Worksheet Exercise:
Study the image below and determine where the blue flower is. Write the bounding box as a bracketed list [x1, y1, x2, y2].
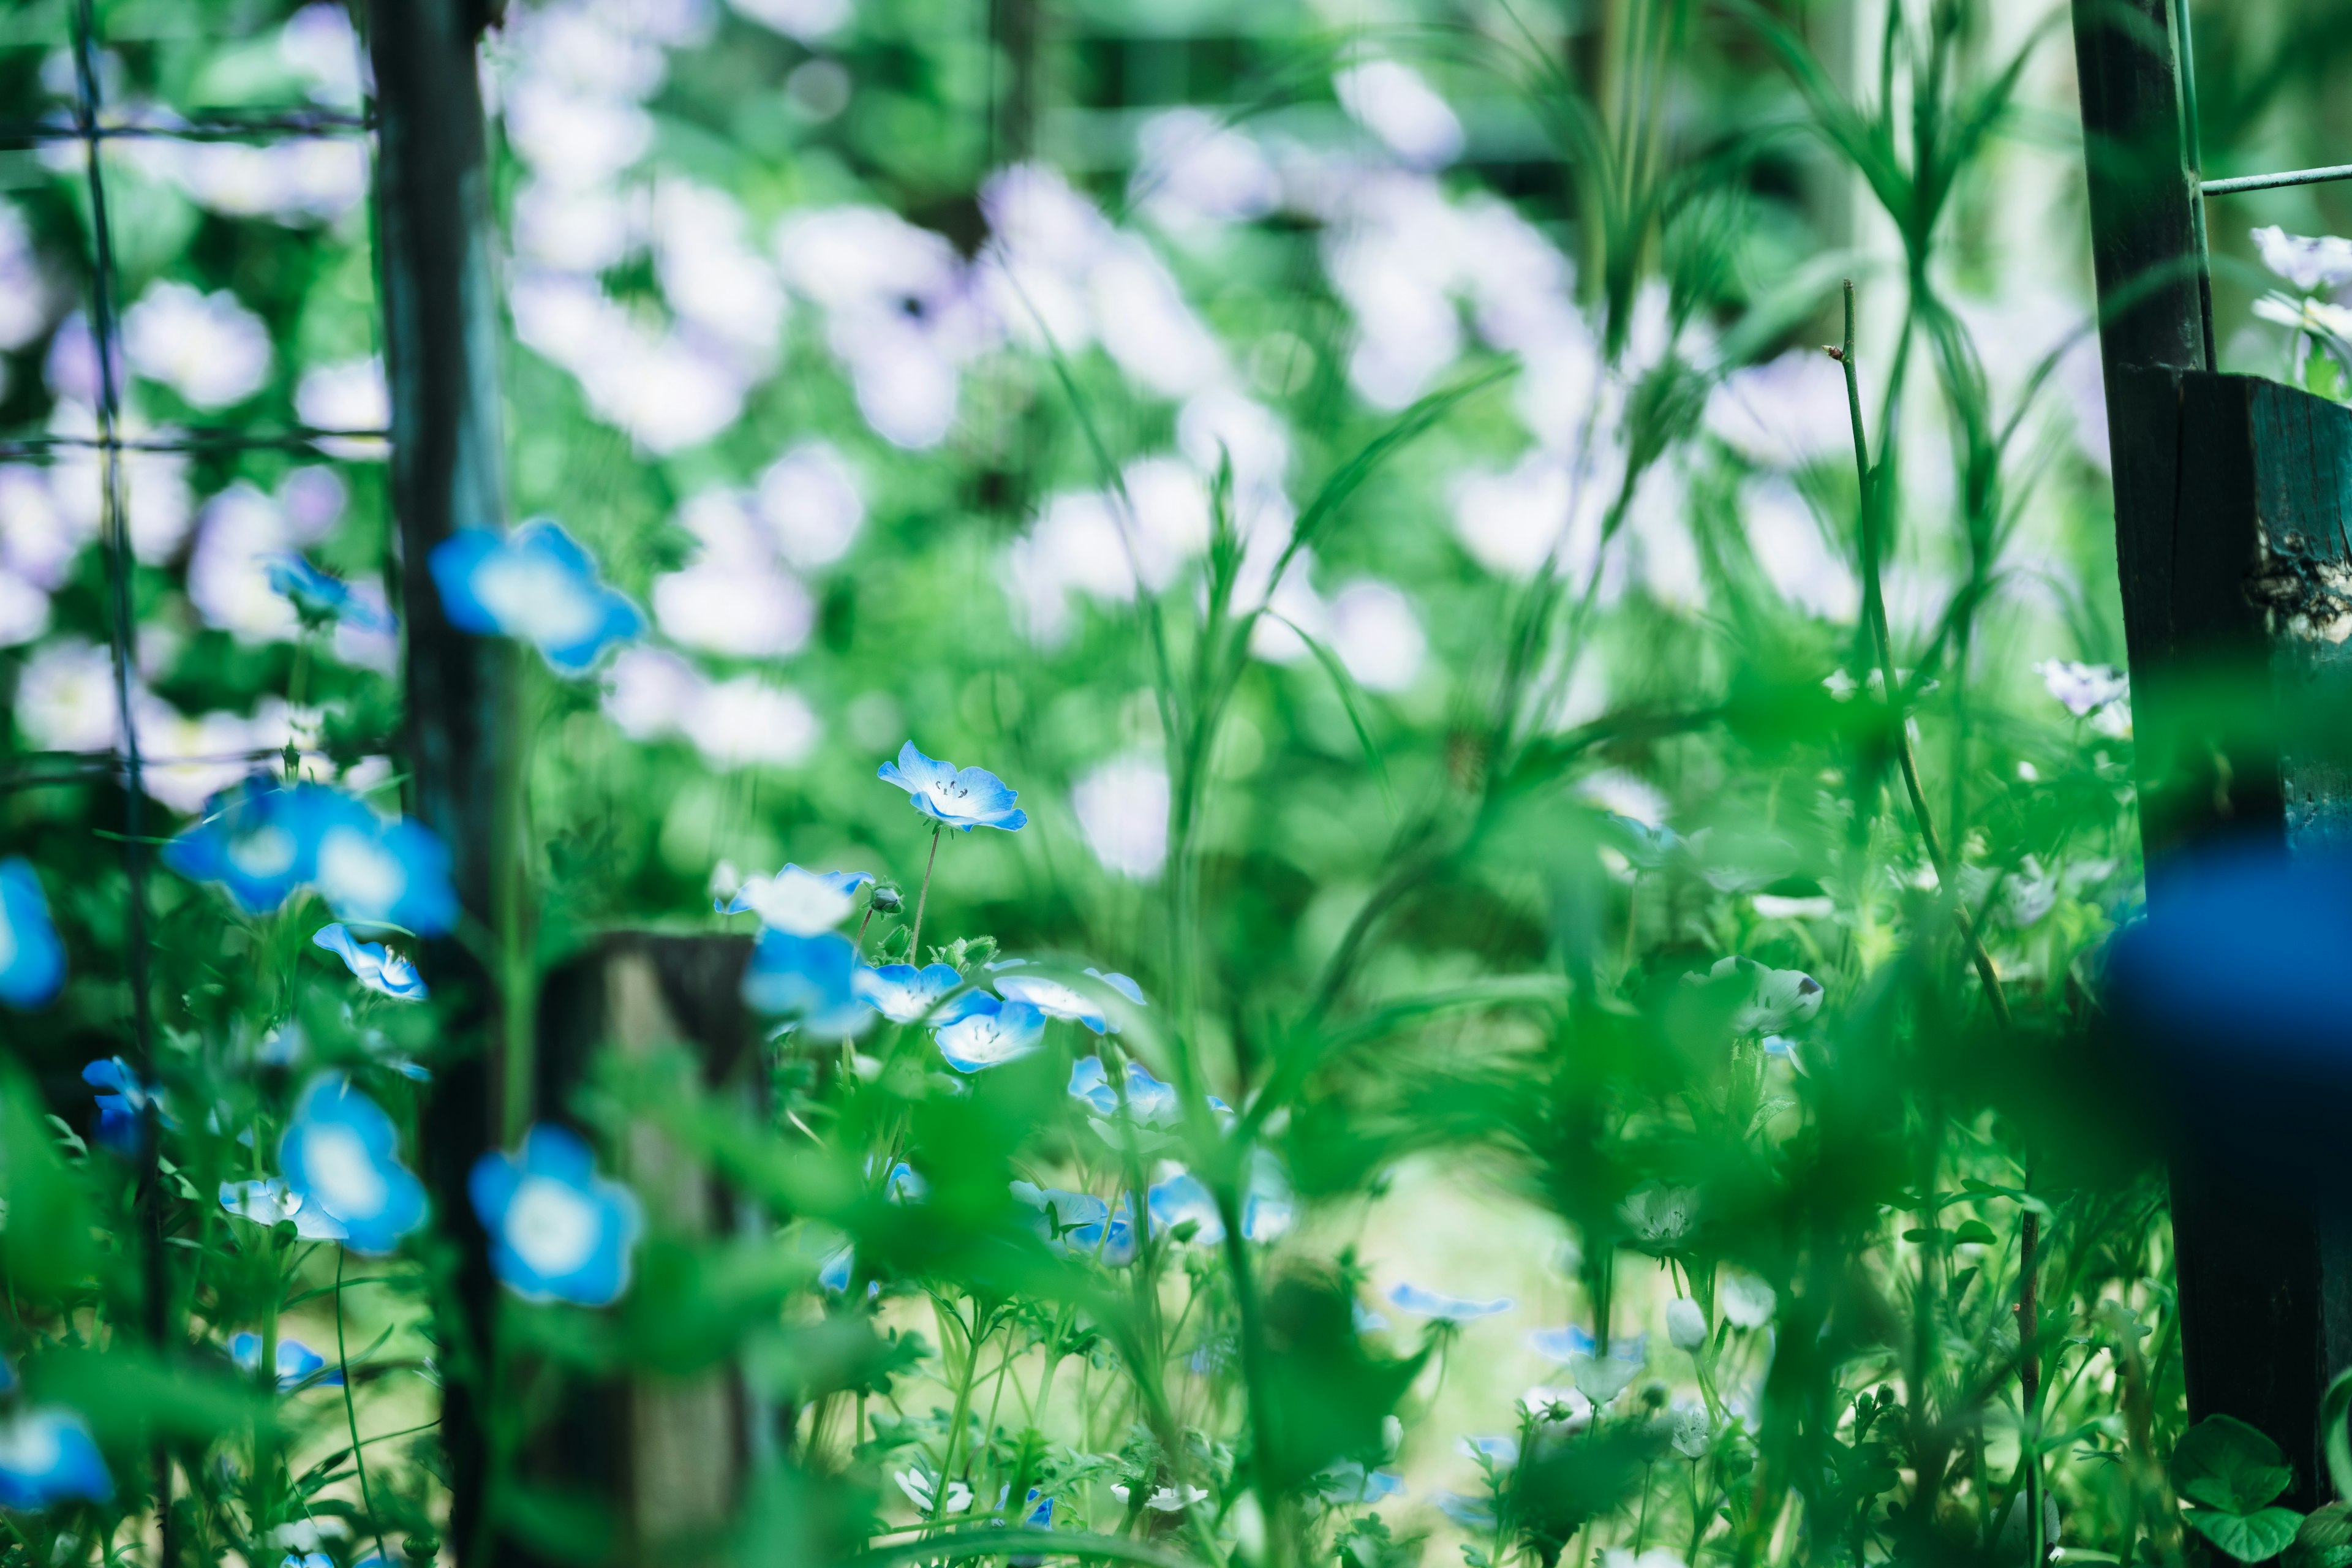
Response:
[265, 555, 393, 631]
[281, 1075, 428, 1255]
[1087, 968, 1147, 1006]
[818, 1244, 853, 1294]
[1068, 1057, 1196, 1124]
[718, 865, 874, 935]
[230, 1332, 344, 1390]
[0, 1406, 111, 1510]
[469, 1124, 643, 1307]
[312, 924, 428, 1001]
[1433, 1491, 1496, 1531]
[1526, 1325, 1595, 1360]
[1012, 1180, 1135, 1264]
[1387, 1283, 1513, 1321]
[1147, 1159, 1292, 1245]
[82, 1057, 162, 1156]
[877, 742, 1028, 832]
[933, 995, 1046, 1072]
[2108, 848, 2352, 1054]
[219, 1178, 348, 1241]
[430, 518, 642, 675]
[993, 966, 1112, 1034]
[0, 858, 66, 1010]
[1316, 1461, 1406, 1503]
[853, 962, 986, 1026]
[744, 930, 871, 1039]
[163, 776, 456, 935]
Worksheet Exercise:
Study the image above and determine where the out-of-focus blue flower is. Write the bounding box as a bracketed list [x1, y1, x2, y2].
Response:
[469, 1124, 643, 1307]
[83, 1057, 164, 1156]
[719, 865, 874, 935]
[1069, 1057, 1172, 1121]
[2108, 849, 2352, 1056]
[312, 924, 428, 1001]
[853, 962, 986, 1026]
[1602, 813, 1683, 870]
[0, 1406, 111, 1509]
[744, 930, 871, 1038]
[1012, 1180, 1136, 1264]
[1526, 1325, 1596, 1360]
[230, 1332, 344, 1390]
[1433, 1491, 1496, 1531]
[164, 776, 456, 935]
[1087, 968, 1147, 1006]
[818, 1242, 854, 1294]
[1148, 1156, 1292, 1245]
[284, 1556, 332, 1568]
[1316, 1461, 1406, 1503]
[265, 554, 393, 631]
[878, 742, 1028, 832]
[430, 518, 642, 675]
[1461, 1434, 1520, 1466]
[1019, 1488, 1054, 1528]
[0, 859, 66, 1010]
[993, 965, 1112, 1034]
[219, 1178, 349, 1241]
[282, 1074, 428, 1255]
[933, 995, 1046, 1072]
[1389, 1283, 1513, 1321]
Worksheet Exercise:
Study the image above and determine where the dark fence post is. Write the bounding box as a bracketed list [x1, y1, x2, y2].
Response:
[2073, 0, 2352, 1505]
[365, 1, 515, 1560]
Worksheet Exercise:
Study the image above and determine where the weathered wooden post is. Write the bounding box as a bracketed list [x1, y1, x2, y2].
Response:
[366, 0, 516, 1559]
[2073, 0, 2352, 1506]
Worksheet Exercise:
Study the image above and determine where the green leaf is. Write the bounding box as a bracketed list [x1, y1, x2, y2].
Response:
[2188, 1507, 2304, 1563]
[1950, 1219, 1999, 1245]
[2174, 1414, 2296, 1513]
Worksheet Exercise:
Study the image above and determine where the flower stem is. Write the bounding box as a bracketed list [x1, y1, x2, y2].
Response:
[908, 824, 943, 961]
[1833, 279, 2013, 1031]
[336, 1249, 391, 1568]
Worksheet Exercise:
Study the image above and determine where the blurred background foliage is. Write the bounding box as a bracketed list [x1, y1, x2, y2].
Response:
[2, 0, 2350, 1564]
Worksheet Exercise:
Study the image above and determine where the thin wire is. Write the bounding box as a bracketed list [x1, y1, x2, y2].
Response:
[2201, 162, 2352, 197]
[0, 110, 372, 146]
[0, 427, 390, 458]
[69, 3, 172, 1559]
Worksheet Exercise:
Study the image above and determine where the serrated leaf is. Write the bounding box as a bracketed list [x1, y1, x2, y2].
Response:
[2174, 1414, 2295, 1513]
[2188, 1507, 2304, 1563]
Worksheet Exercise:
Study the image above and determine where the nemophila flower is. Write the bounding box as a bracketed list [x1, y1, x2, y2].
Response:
[281, 1074, 428, 1255]
[877, 741, 1028, 832]
[744, 930, 870, 1039]
[0, 1405, 111, 1510]
[1566, 1351, 1645, 1404]
[894, 1469, 973, 1515]
[469, 1124, 644, 1308]
[1434, 1491, 1496, 1531]
[1387, 1283, 1512, 1321]
[0, 858, 66, 1009]
[1666, 1297, 1707, 1349]
[719, 865, 873, 935]
[264, 554, 392, 631]
[933, 994, 1046, 1072]
[314, 812, 458, 936]
[1461, 1434, 1520, 1467]
[853, 961, 984, 1026]
[1602, 813, 1682, 870]
[83, 1057, 162, 1155]
[431, 518, 643, 674]
[164, 775, 351, 914]
[1069, 1056, 1175, 1122]
[993, 964, 1114, 1033]
[1315, 1462, 1405, 1503]
[1689, 956, 1822, 1035]
[2034, 658, 2128, 718]
[313, 924, 428, 1001]
[1147, 1169, 1221, 1241]
[1527, 1325, 1595, 1360]
[1621, 1183, 1698, 1251]
[1668, 1403, 1713, 1459]
[1719, 1269, 1776, 1329]
[817, 1244, 854, 1294]
[219, 1178, 348, 1241]
[230, 1332, 344, 1390]
[1012, 1180, 1136, 1264]
[1112, 1481, 1208, 1512]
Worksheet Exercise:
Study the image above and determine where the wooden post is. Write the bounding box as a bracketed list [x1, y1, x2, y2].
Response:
[2072, 0, 2352, 1506]
[532, 935, 760, 1567]
[365, 1, 515, 1559]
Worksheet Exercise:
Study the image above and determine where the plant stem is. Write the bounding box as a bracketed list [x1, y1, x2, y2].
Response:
[908, 824, 943, 962]
[1833, 278, 2013, 1031]
[2021, 1201, 2043, 1568]
[334, 1251, 390, 1568]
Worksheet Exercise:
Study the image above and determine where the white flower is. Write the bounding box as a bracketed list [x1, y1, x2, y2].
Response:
[295, 358, 390, 459]
[1328, 579, 1425, 692]
[1334, 59, 1463, 169]
[1111, 1482, 1210, 1512]
[1666, 1297, 1706, 1350]
[754, 441, 865, 570]
[123, 282, 271, 410]
[729, 0, 851, 43]
[1620, 1183, 1698, 1248]
[1072, 755, 1169, 881]
[2034, 659, 2127, 718]
[1718, 1268, 1776, 1329]
[1567, 1352, 1644, 1404]
[2251, 225, 2352, 292]
[1707, 350, 1851, 469]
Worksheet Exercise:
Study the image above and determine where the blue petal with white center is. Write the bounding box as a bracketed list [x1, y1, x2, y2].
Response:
[877, 741, 1028, 832]
[314, 812, 458, 936]
[312, 924, 428, 1001]
[281, 1074, 428, 1255]
[265, 554, 393, 631]
[219, 1178, 348, 1241]
[719, 865, 874, 935]
[853, 962, 986, 1026]
[431, 518, 643, 675]
[932, 995, 1046, 1072]
[0, 858, 66, 1010]
[230, 1332, 344, 1390]
[162, 774, 364, 916]
[994, 968, 1111, 1033]
[744, 930, 871, 1039]
[1012, 1180, 1136, 1264]
[1068, 1057, 1185, 1123]
[469, 1123, 644, 1307]
[1388, 1282, 1513, 1321]
[0, 1406, 111, 1510]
